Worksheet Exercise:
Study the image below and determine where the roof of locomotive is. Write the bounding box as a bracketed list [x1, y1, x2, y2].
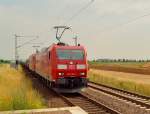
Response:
[50, 43, 85, 50]
[49, 44, 85, 50]
[37, 43, 85, 54]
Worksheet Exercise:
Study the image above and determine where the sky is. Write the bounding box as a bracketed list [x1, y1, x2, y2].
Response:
[0, 0, 150, 60]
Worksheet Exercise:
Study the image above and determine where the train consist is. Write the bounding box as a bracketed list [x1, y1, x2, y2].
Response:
[26, 42, 88, 93]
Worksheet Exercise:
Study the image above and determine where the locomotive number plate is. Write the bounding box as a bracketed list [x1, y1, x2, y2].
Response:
[69, 65, 76, 69]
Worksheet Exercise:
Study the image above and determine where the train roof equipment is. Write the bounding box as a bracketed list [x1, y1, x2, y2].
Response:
[54, 26, 71, 43]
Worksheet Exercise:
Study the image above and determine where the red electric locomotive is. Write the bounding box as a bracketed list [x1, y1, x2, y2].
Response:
[27, 26, 88, 93]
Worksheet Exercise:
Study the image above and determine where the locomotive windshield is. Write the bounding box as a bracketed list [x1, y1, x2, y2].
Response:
[57, 49, 84, 60]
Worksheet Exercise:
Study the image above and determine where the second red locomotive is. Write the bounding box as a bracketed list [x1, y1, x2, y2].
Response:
[28, 42, 88, 93]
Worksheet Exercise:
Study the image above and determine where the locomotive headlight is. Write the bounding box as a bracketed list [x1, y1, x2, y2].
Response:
[77, 64, 86, 69]
[57, 64, 67, 69]
[58, 73, 62, 76]
[58, 72, 64, 76]
[80, 72, 85, 75]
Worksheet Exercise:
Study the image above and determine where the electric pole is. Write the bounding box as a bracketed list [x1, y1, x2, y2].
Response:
[14, 34, 38, 69]
[32, 45, 40, 53]
[73, 36, 78, 46]
[14, 34, 19, 69]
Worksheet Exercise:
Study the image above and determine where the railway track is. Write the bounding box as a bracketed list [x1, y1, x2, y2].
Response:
[59, 92, 120, 114]
[23, 66, 120, 114]
[88, 82, 150, 109]
[23, 67, 70, 108]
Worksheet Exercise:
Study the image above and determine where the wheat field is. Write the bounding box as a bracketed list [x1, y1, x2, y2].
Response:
[0, 64, 46, 111]
[88, 69, 150, 96]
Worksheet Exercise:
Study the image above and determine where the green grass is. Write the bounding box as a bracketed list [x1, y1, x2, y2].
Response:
[88, 69, 150, 96]
[0, 64, 46, 111]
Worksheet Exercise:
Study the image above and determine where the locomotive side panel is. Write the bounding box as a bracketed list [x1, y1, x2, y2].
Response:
[35, 49, 52, 81]
[50, 47, 57, 81]
[35, 53, 43, 77]
[28, 54, 36, 71]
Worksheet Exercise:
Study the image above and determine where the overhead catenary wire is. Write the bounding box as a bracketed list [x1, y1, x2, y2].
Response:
[14, 35, 39, 68]
[41, 0, 95, 45]
[60, 0, 95, 41]
[119, 13, 150, 26]
[64, 0, 95, 25]
[99, 11, 150, 34]
[63, 0, 95, 43]
[17, 36, 39, 48]
[42, 1, 150, 45]
[64, 0, 150, 35]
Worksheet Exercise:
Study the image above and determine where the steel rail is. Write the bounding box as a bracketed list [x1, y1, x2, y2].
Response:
[88, 82, 150, 109]
[89, 82, 150, 99]
[22, 65, 121, 114]
[58, 92, 121, 114]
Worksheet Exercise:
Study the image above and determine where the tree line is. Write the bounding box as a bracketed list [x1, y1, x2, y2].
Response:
[0, 59, 10, 64]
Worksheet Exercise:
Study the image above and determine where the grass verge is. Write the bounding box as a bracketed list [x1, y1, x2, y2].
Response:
[0, 64, 46, 111]
[88, 69, 150, 96]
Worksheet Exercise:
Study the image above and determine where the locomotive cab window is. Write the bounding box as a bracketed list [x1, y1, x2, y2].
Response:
[57, 49, 84, 60]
